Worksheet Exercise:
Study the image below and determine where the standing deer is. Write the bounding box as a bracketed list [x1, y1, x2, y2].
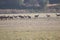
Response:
[34, 15, 39, 18]
[46, 14, 50, 17]
[18, 15, 24, 18]
[27, 16, 31, 18]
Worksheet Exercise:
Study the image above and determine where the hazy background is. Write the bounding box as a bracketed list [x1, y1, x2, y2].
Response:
[0, 0, 60, 13]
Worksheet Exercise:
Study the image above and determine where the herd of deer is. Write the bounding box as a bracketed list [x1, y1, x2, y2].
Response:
[0, 15, 32, 20]
[0, 14, 60, 20]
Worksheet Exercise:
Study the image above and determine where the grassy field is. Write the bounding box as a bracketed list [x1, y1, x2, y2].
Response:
[0, 17, 60, 40]
[0, 29, 60, 40]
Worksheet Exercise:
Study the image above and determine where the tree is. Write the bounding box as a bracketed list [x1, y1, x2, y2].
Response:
[18, 0, 24, 6]
[38, 0, 49, 10]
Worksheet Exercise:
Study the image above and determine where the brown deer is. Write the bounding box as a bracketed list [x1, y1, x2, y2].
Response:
[46, 14, 50, 17]
[34, 15, 39, 18]
[27, 16, 31, 18]
[56, 14, 60, 16]
[18, 15, 24, 18]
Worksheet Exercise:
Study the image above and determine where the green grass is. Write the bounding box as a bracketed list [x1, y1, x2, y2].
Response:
[0, 29, 60, 40]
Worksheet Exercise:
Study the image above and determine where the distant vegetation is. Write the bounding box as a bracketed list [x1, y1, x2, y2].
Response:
[0, 0, 60, 13]
[0, 0, 60, 9]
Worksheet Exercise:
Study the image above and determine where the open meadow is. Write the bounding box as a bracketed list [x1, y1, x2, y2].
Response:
[0, 16, 60, 40]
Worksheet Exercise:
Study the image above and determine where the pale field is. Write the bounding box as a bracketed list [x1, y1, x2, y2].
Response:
[0, 17, 60, 40]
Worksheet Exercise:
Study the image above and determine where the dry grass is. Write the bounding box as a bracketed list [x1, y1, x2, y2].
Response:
[0, 29, 60, 40]
[0, 18, 60, 40]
